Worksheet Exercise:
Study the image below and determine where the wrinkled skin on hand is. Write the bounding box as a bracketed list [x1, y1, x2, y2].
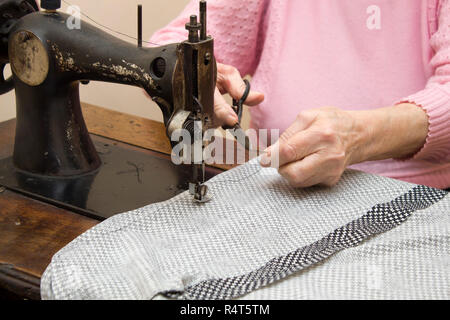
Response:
[208, 65, 428, 189]
[260, 104, 428, 188]
[261, 107, 360, 187]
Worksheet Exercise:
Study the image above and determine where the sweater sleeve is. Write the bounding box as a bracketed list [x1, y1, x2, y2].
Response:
[149, 0, 268, 76]
[400, 0, 450, 162]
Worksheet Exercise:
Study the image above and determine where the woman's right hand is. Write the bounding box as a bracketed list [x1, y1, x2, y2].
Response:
[213, 63, 265, 127]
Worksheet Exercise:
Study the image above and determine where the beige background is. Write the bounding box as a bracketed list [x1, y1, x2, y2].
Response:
[0, 0, 194, 122]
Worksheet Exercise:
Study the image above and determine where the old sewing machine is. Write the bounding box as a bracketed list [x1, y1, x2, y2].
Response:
[0, 0, 238, 220]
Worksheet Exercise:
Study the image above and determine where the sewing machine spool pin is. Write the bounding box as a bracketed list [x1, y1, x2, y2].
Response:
[200, 0, 207, 41]
[137, 4, 143, 48]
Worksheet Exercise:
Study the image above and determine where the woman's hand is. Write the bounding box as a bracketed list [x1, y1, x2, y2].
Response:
[260, 104, 429, 188]
[213, 63, 264, 127]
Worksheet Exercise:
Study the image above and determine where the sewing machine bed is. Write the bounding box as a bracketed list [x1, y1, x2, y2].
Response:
[0, 135, 222, 221]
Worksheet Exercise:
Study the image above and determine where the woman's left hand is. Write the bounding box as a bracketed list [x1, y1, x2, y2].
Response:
[260, 104, 429, 188]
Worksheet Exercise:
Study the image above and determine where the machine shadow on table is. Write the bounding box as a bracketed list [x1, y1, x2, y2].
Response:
[0, 135, 223, 220]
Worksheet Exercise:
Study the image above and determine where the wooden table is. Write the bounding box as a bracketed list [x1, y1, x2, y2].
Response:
[0, 103, 237, 300]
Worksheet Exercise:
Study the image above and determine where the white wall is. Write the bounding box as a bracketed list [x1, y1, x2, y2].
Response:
[0, 0, 191, 122]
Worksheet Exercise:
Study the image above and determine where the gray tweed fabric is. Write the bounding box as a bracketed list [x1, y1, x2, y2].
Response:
[40, 159, 449, 300]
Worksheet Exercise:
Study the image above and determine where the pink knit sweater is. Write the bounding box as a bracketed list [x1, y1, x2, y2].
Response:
[151, 0, 450, 189]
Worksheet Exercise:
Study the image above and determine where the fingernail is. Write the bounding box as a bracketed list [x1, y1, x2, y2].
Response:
[227, 114, 238, 124]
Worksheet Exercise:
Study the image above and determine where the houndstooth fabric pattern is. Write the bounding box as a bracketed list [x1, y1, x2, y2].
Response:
[40, 159, 449, 300]
[241, 191, 450, 300]
[179, 186, 447, 300]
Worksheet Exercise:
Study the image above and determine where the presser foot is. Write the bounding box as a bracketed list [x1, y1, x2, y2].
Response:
[189, 182, 212, 203]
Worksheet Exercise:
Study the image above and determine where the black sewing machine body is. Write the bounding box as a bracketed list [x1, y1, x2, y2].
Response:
[0, 0, 220, 219]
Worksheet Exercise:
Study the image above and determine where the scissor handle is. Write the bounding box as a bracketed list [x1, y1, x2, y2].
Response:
[223, 79, 251, 130]
[232, 79, 250, 123]
[220, 80, 252, 150]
